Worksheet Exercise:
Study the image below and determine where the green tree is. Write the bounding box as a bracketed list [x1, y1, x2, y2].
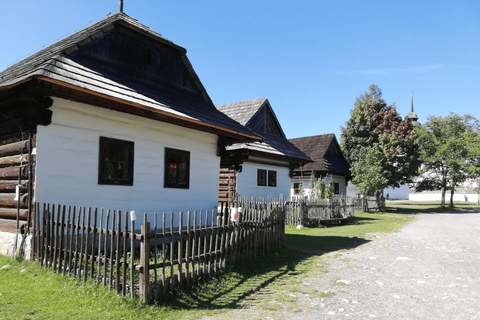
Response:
[415, 113, 480, 207]
[350, 146, 389, 195]
[341, 85, 421, 194]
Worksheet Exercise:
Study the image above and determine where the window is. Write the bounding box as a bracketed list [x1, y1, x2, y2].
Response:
[333, 182, 340, 194]
[164, 147, 190, 188]
[268, 170, 277, 187]
[293, 183, 301, 195]
[257, 169, 277, 187]
[257, 169, 267, 186]
[98, 137, 134, 186]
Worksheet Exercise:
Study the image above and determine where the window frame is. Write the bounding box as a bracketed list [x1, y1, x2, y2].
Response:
[164, 147, 190, 189]
[98, 136, 134, 186]
[257, 169, 277, 187]
[333, 182, 340, 194]
[257, 169, 267, 186]
[268, 170, 277, 187]
[293, 182, 301, 195]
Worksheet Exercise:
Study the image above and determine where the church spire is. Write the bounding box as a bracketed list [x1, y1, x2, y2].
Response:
[407, 93, 419, 126]
[410, 94, 414, 113]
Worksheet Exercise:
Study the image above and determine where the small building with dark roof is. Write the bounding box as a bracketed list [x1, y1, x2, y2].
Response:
[217, 98, 311, 201]
[0, 12, 262, 241]
[289, 134, 351, 197]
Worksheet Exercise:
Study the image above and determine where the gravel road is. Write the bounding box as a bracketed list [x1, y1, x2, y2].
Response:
[211, 211, 480, 320]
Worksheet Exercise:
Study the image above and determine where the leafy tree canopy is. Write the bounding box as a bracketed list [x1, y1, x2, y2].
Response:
[341, 84, 421, 195]
[415, 113, 480, 207]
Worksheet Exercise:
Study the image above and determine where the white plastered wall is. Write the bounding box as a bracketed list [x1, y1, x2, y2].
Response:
[236, 161, 290, 200]
[34, 98, 220, 224]
[291, 174, 347, 198]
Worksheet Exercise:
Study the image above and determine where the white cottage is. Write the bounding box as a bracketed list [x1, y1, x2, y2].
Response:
[0, 13, 261, 241]
[217, 98, 311, 201]
[289, 134, 351, 198]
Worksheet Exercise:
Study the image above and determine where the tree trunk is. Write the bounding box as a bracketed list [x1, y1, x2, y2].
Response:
[441, 189, 446, 208]
[440, 178, 447, 208]
[450, 189, 455, 207]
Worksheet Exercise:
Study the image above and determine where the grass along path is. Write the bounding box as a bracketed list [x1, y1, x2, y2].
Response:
[2, 202, 471, 319]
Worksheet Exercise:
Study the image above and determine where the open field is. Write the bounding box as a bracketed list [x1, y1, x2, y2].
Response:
[1, 202, 477, 319]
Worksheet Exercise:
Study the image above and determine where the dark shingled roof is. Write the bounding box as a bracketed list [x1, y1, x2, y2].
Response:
[289, 134, 351, 176]
[217, 98, 311, 163]
[0, 12, 260, 142]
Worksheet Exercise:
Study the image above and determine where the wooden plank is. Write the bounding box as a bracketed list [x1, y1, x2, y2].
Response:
[191, 211, 197, 280]
[122, 211, 128, 296]
[103, 210, 110, 287]
[109, 210, 115, 289]
[139, 214, 150, 302]
[130, 211, 135, 299]
[161, 212, 166, 292]
[185, 211, 191, 285]
[153, 212, 158, 284]
[0, 166, 27, 180]
[115, 210, 121, 294]
[0, 140, 28, 158]
[0, 155, 30, 168]
[201, 211, 207, 277]
[58, 205, 66, 273]
[178, 212, 183, 286]
[169, 212, 174, 290]
[64, 206, 72, 275]
[84, 207, 91, 282]
[97, 209, 103, 284]
[0, 208, 28, 220]
[73, 207, 80, 276]
[42, 204, 48, 267]
[52, 205, 59, 270]
[32, 203, 38, 261]
[90, 208, 98, 280]
[78, 207, 86, 278]
[0, 180, 28, 193]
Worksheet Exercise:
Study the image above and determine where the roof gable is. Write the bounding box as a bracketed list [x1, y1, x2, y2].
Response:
[0, 13, 261, 143]
[71, 26, 198, 92]
[218, 98, 311, 164]
[289, 134, 350, 175]
[218, 98, 286, 138]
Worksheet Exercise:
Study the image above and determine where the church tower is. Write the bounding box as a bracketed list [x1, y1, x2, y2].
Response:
[407, 94, 419, 127]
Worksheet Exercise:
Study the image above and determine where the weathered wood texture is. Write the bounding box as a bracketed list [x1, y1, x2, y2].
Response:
[31, 200, 286, 302]
[0, 136, 34, 224]
[285, 196, 356, 226]
[218, 168, 237, 202]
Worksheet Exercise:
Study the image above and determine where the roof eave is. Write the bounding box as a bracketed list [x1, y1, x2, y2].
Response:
[1, 76, 261, 143]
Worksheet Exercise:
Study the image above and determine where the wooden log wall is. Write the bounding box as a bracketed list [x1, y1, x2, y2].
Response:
[0, 135, 33, 233]
[218, 168, 237, 202]
[0, 92, 52, 234]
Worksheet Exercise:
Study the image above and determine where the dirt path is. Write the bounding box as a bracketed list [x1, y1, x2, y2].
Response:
[207, 212, 480, 319]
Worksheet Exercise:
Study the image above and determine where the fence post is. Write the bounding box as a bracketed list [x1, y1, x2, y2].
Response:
[140, 216, 150, 303]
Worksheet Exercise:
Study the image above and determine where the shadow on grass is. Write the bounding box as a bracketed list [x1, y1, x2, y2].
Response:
[286, 234, 370, 253]
[153, 234, 370, 310]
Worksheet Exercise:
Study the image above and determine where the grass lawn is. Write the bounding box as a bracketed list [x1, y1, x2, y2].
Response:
[0, 201, 476, 319]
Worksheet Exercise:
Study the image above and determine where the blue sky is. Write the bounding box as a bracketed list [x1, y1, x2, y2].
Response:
[1, 1, 479, 140]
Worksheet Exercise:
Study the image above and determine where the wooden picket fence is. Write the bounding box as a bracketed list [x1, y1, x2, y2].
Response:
[359, 196, 386, 212]
[30, 201, 285, 302]
[285, 196, 356, 226]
